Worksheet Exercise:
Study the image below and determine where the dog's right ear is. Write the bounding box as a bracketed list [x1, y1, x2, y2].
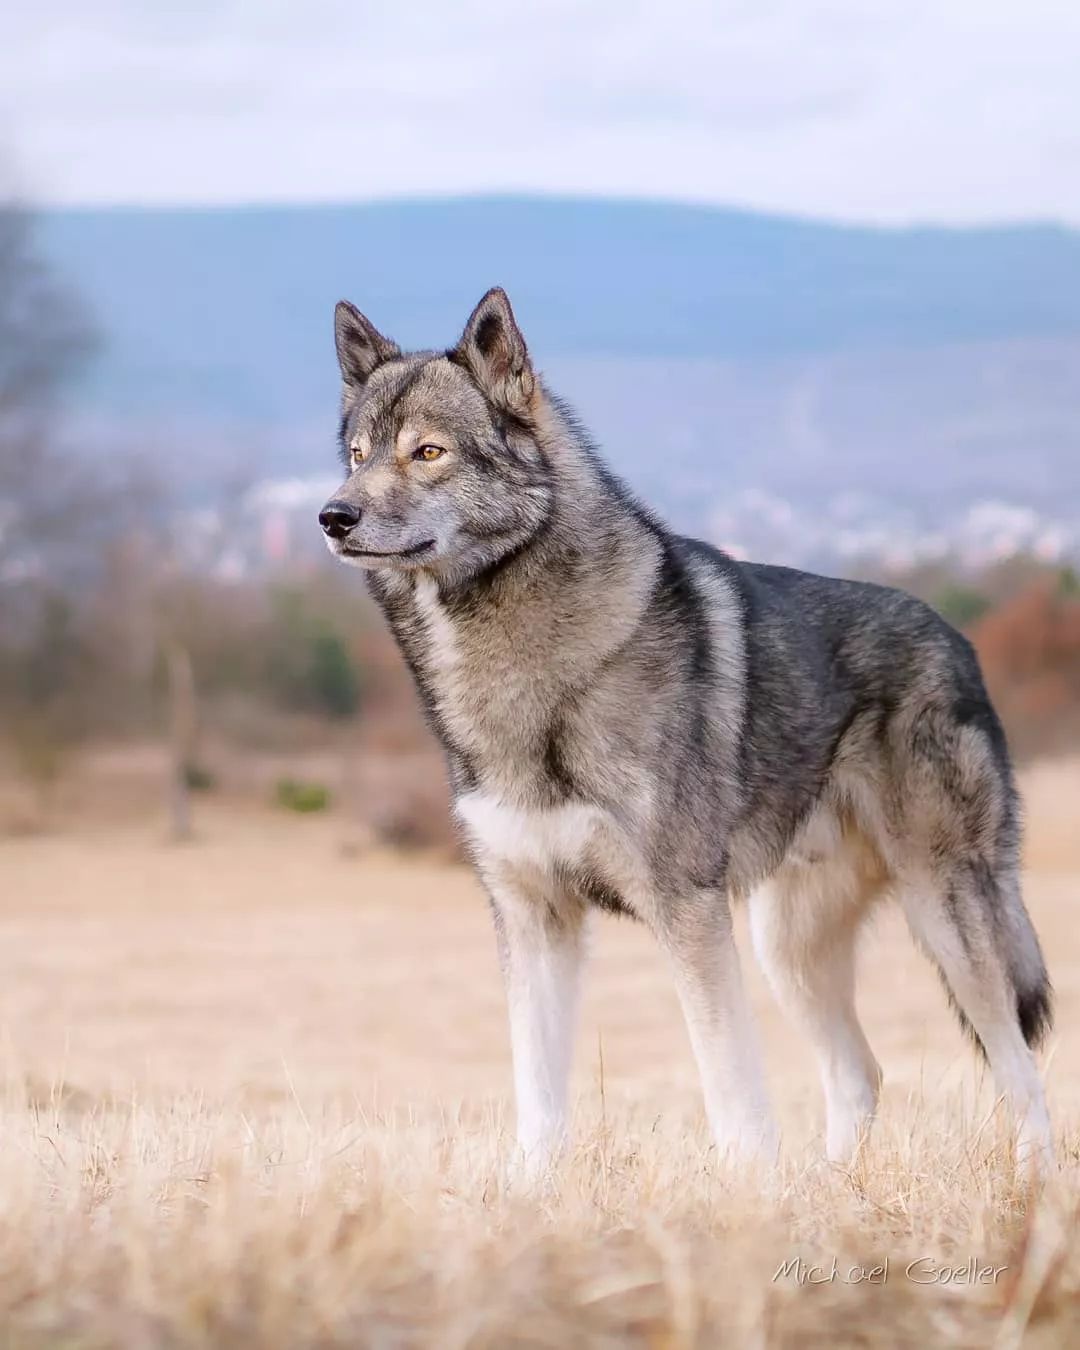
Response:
[334, 301, 400, 389]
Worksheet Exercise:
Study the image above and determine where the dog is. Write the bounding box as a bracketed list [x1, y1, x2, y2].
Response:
[320, 286, 1052, 1173]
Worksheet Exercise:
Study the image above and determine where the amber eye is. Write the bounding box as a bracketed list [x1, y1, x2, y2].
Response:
[414, 444, 446, 462]
[350, 445, 366, 465]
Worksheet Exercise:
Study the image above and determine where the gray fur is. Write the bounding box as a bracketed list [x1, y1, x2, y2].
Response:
[321, 287, 1053, 1172]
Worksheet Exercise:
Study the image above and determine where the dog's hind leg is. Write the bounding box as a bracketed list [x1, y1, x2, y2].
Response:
[657, 892, 777, 1162]
[749, 859, 882, 1165]
[900, 863, 1052, 1170]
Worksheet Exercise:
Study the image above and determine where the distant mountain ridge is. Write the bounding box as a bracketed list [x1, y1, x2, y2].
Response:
[40, 195, 1080, 425]
[33, 196, 1080, 565]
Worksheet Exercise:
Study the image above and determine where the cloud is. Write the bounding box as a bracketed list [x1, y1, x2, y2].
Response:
[3, 0, 1079, 223]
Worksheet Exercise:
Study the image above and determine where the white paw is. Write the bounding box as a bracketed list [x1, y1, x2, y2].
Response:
[506, 1130, 564, 1191]
[710, 1117, 780, 1167]
[1016, 1109, 1054, 1181]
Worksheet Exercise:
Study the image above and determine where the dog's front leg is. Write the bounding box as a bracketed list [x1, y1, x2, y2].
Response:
[657, 892, 778, 1163]
[489, 879, 587, 1176]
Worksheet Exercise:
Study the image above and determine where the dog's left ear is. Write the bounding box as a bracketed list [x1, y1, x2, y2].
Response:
[453, 287, 535, 416]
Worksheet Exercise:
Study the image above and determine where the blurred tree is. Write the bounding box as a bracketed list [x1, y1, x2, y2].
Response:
[162, 635, 197, 841]
[0, 202, 97, 587]
[0, 189, 99, 820]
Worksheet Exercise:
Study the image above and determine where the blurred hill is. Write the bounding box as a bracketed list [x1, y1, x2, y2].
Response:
[40, 195, 1080, 563]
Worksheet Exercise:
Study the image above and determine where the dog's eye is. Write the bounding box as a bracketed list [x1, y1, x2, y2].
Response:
[351, 445, 367, 465]
[414, 444, 446, 462]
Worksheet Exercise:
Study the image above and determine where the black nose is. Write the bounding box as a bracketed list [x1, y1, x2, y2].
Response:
[319, 499, 360, 539]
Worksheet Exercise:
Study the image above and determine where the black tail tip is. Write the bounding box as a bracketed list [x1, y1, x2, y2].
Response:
[1018, 981, 1053, 1049]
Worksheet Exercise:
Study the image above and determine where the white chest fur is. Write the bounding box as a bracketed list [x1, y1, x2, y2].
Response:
[455, 792, 605, 875]
[413, 574, 461, 677]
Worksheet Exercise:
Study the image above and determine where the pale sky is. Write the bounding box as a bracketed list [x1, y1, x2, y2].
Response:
[4, 0, 1080, 223]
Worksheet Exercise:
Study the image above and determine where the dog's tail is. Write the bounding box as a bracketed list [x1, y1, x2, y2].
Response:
[905, 860, 1052, 1059]
[996, 873, 1053, 1051]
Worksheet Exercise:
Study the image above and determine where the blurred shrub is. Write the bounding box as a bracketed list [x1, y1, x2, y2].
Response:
[7, 717, 68, 811]
[931, 583, 990, 630]
[1058, 566, 1080, 598]
[183, 762, 216, 792]
[371, 794, 446, 851]
[275, 778, 331, 813]
[262, 586, 361, 720]
[308, 632, 361, 719]
[971, 572, 1080, 759]
[0, 592, 95, 813]
[348, 743, 462, 859]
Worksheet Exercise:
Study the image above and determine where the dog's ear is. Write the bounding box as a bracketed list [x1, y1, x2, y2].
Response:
[334, 301, 400, 388]
[453, 287, 535, 416]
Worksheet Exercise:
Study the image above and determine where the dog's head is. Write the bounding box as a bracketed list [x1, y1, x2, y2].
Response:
[320, 288, 553, 583]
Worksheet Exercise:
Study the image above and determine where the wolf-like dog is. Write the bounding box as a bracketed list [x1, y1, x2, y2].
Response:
[320, 287, 1052, 1173]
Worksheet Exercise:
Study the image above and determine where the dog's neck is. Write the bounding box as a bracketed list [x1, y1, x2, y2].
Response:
[370, 402, 664, 796]
[443, 399, 660, 640]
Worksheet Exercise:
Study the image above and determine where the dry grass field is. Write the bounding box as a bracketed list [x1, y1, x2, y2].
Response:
[1, 757, 1079, 1346]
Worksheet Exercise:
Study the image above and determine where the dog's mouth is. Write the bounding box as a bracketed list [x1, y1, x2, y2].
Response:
[338, 539, 436, 560]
